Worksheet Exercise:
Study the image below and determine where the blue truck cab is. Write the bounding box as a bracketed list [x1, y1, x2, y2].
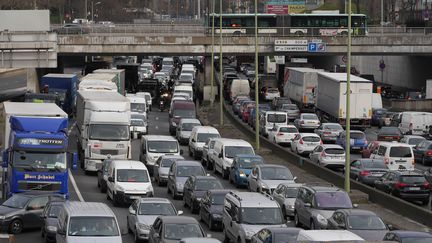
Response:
[1, 102, 77, 199]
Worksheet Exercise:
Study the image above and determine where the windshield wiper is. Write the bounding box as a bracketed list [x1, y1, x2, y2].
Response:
[48, 166, 64, 172]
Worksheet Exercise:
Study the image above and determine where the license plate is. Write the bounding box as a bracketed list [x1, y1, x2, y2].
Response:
[352, 146, 360, 149]
[409, 187, 420, 191]
[307, 121, 314, 124]
[372, 173, 384, 176]
[307, 143, 315, 146]
[396, 160, 406, 163]
[129, 196, 141, 199]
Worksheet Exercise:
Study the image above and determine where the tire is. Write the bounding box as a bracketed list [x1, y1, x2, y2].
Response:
[183, 196, 189, 208]
[127, 220, 132, 233]
[172, 187, 179, 200]
[112, 193, 120, 207]
[223, 169, 229, 179]
[9, 219, 23, 234]
[101, 184, 107, 193]
[294, 212, 301, 227]
[189, 148, 193, 157]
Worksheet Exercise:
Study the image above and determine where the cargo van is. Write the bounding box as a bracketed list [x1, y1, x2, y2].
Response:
[398, 112, 432, 135]
[370, 142, 415, 171]
[229, 79, 250, 102]
[188, 126, 221, 160]
[56, 202, 122, 243]
[260, 111, 288, 137]
[174, 85, 194, 101]
[140, 135, 182, 173]
[127, 96, 147, 115]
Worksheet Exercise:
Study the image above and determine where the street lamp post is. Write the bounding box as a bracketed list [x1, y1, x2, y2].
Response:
[254, 0, 260, 150]
[345, 0, 352, 193]
[91, 1, 101, 22]
[219, 0, 224, 126]
[210, 0, 215, 106]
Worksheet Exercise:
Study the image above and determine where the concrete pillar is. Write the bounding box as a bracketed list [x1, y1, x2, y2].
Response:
[26, 68, 39, 93]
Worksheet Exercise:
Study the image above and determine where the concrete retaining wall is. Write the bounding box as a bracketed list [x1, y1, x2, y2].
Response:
[391, 99, 432, 111]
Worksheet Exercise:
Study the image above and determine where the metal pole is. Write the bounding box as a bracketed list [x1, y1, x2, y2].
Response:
[198, 0, 201, 19]
[91, 0, 94, 22]
[219, 0, 224, 126]
[254, 0, 260, 150]
[210, 0, 215, 106]
[85, 0, 88, 19]
[345, 0, 352, 193]
[381, 0, 384, 26]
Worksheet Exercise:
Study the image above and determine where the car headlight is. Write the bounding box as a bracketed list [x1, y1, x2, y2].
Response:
[115, 184, 124, 192]
[0, 215, 5, 220]
[316, 214, 328, 226]
[147, 185, 154, 192]
[288, 205, 295, 209]
[261, 183, 268, 189]
[137, 223, 151, 231]
[176, 182, 183, 189]
[212, 214, 222, 219]
[47, 226, 57, 232]
[239, 170, 246, 177]
[244, 229, 255, 239]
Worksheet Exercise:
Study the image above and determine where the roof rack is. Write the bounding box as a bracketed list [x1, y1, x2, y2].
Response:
[228, 191, 242, 201]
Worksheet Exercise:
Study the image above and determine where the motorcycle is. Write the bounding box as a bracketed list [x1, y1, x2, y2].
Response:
[159, 92, 169, 111]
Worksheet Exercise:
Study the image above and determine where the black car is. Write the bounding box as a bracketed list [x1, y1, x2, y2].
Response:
[183, 176, 223, 213]
[377, 127, 402, 141]
[425, 168, 432, 184]
[97, 159, 113, 193]
[374, 171, 430, 205]
[383, 230, 432, 242]
[0, 192, 64, 234]
[326, 209, 390, 241]
[198, 189, 230, 231]
[40, 201, 65, 242]
[349, 159, 389, 186]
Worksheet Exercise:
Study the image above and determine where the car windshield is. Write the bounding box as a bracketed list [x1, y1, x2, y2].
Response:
[89, 124, 130, 141]
[324, 124, 343, 130]
[131, 119, 145, 126]
[324, 148, 345, 155]
[48, 205, 63, 218]
[281, 104, 298, 110]
[182, 123, 200, 131]
[211, 194, 226, 205]
[139, 203, 176, 215]
[400, 176, 426, 184]
[238, 157, 264, 169]
[280, 127, 298, 133]
[197, 133, 219, 143]
[285, 188, 300, 198]
[173, 109, 196, 118]
[351, 132, 366, 139]
[176, 166, 205, 177]
[2, 194, 29, 209]
[303, 114, 318, 120]
[347, 215, 387, 230]
[225, 146, 254, 158]
[164, 223, 203, 240]
[314, 191, 353, 209]
[261, 167, 293, 180]
[302, 136, 321, 142]
[408, 138, 425, 145]
[13, 151, 67, 172]
[68, 217, 119, 236]
[148, 141, 178, 153]
[389, 147, 412, 157]
[241, 207, 284, 225]
[401, 237, 432, 243]
[195, 179, 223, 191]
[268, 114, 286, 123]
[362, 161, 388, 169]
[117, 169, 149, 182]
[131, 103, 146, 113]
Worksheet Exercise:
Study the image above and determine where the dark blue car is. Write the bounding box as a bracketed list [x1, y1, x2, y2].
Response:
[336, 130, 368, 151]
[372, 108, 388, 126]
[229, 155, 264, 187]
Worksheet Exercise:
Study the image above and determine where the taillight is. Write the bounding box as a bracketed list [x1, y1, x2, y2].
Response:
[384, 157, 390, 164]
[395, 182, 408, 189]
[426, 150, 432, 156]
[320, 140, 323, 145]
[360, 170, 371, 176]
[324, 131, 331, 135]
[92, 143, 102, 148]
[364, 139, 368, 144]
[299, 139, 304, 144]
[300, 120, 305, 124]
[277, 132, 284, 136]
[320, 151, 326, 157]
[424, 181, 431, 189]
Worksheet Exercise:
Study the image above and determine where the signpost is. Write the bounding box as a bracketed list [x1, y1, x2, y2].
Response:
[308, 42, 326, 52]
[274, 39, 308, 52]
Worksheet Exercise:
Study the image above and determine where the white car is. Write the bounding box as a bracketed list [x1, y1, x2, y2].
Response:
[268, 124, 299, 146]
[399, 135, 426, 148]
[291, 133, 322, 155]
[309, 144, 346, 169]
[294, 113, 321, 131]
[264, 88, 281, 101]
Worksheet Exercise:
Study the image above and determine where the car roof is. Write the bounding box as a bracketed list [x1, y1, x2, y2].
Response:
[227, 192, 278, 207]
[138, 197, 172, 204]
[179, 118, 201, 124]
[208, 189, 232, 195]
[143, 135, 178, 141]
[257, 164, 288, 169]
[175, 160, 202, 166]
[391, 230, 432, 237]
[159, 216, 199, 224]
[393, 170, 424, 176]
[303, 183, 340, 192]
[213, 138, 251, 146]
[379, 141, 412, 147]
[278, 182, 303, 188]
[180, 238, 221, 243]
[336, 209, 378, 216]
[111, 160, 147, 170]
[266, 227, 302, 234]
[64, 202, 115, 217]
[192, 126, 219, 133]
[234, 154, 262, 158]
[403, 135, 425, 139]
[14, 191, 64, 198]
[300, 133, 320, 137]
[161, 155, 184, 160]
[275, 124, 297, 128]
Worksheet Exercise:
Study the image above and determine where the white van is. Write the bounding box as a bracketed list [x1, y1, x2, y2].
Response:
[210, 138, 255, 179]
[181, 67, 196, 80]
[127, 96, 147, 115]
[372, 93, 383, 109]
[260, 111, 288, 137]
[398, 112, 432, 135]
[297, 230, 364, 242]
[370, 142, 415, 170]
[56, 202, 122, 243]
[78, 79, 118, 92]
[135, 92, 152, 111]
[174, 85, 194, 100]
[229, 79, 250, 102]
[106, 160, 153, 205]
[140, 135, 182, 173]
[188, 126, 220, 160]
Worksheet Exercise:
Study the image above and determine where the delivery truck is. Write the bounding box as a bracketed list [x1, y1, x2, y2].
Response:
[0, 102, 76, 198]
[315, 72, 373, 129]
[40, 74, 78, 115]
[93, 69, 126, 95]
[76, 91, 131, 173]
[284, 67, 323, 111]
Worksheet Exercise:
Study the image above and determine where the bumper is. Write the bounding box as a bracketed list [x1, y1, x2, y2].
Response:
[194, 149, 203, 158]
[116, 191, 153, 203]
[236, 175, 249, 186]
[0, 219, 12, 232]
[398, 192, 430, 201]
[300, 124, 320, 129]
[320, 159, 345, 168]
[45, 230, 57, 241]
[136, 229, 150, 240]
[321, 135, 338, 142]
[159, 175, 168, 183]
[210, 215, 223, 229]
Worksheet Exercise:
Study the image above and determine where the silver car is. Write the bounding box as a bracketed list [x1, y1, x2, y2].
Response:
[294, 113, 321, 131]
[154, 155, 184, 186]
[247, 164, 297, 194]
[272, 183, 303, 219]
[176, 119, 201, 145]
[127, 198, 182, 241]
[279, 104, 300, 121]
[314, 123, 344, 143]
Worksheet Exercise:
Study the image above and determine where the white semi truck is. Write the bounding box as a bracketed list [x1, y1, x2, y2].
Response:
[315, 72, 373, 129]
[76, 91, 131, 172]
[284, 67, 323, 111]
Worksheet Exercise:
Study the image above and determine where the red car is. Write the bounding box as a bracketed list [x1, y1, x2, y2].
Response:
[361, 141, 381, 158]
[242, 104, 255, 123]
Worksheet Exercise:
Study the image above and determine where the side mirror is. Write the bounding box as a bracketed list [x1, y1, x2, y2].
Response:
[251, 174, 257, 180]
[108, 177, 114, 182]
[180, 149, 184, 155]
[129, 207, 136, 215]
[387, 224, 394, 231]
[57, 227, 66, 236]
[72, 152, 78, 170]
[191, 139, 196, 143]
[203, 145, 208, 149]
[177, 210, 183, 215]
[218, 153, 223, 158]
[153, 233, 160, 239]
[2, 150, 7, 168]
[293, 176, 297, 182]
[304, 203, 311, 207]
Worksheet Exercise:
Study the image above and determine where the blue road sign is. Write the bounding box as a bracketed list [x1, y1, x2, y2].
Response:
[308, 42, 317, 52]
[317, 43, 326, 52]
[308, 42, 326, 52]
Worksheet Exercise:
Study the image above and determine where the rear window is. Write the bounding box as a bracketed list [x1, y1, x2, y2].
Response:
[351, 132, 365, 139]
[268, 114, 286, 123]
[362, 161, 388, 169]
[408, 138, 425, 145]
[324, 124, 342, 130]
[280, 127, 298, 133]
[324, 148, 345, 155]
[389, 146, 412, 157]
[302, 114, 318, 120]
[303, 136, 320, 142]
[400, 175, 426, 184]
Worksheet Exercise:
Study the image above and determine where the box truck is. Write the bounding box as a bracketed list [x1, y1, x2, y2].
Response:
[284, 67, 323, 111]
[93, 69, 126, 95]
[40, 74, 78, 115]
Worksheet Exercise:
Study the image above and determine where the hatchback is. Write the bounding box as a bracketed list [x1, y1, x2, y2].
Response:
[199, 190, 231, 231]
[248, 164, 296, 194]
[413, 139, 432, 166]
[314, 123, 344, 143]
[279, 103, 300, 121]
[41, 201, 65, 242]
[154, 155, 185, 186]
[183, 176, 223, 213]
[336, 130, 368, 151]
[400, 135, 426, 148]
[167, 161, 206, 199]
[309, 144, 346, 169]
[294, 113, 321, 131]
[377, 127, 402, 141]
[149, 216, 206, 243]
[272, 183, 303, 219]
[291, 133, 322, 155]
[229, 155, 264, 187]
[349, 159, 389, 185]
[268, 124, 299, 146]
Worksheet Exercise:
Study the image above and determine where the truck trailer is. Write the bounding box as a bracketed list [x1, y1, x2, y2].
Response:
[93, 69, 126, 95]
[284, 67, 323, 111]
[315, 72, 373, 129]
[40, 74, 78, 115]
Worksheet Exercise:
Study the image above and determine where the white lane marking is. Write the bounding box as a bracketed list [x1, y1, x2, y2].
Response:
[69, 169, 84, 202]
[68, 122, 76, 135]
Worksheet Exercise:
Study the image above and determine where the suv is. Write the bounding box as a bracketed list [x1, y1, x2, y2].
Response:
[222, 192, 286, 243]
[294, 183, 354, 230]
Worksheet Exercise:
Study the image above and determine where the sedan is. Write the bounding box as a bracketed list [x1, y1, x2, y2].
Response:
[183, 176, 223, 213]
[149, 216, 206, 243]
[309, 144, 345, 169]
[278, 103, 300, 121]
[294, 113, 321, 131]
[251, 227, 301, 243]
[127, 198, 181, 242]
[272, 183, 303, 219]
[40, 201, 64, 242]
[336, 130, 368, 152]
[263, 87, 280, 101]
[377, 127, 402, 141]
[248, 164, 296, 194]
[199, 190, 231, 231]
[291, 133, 322, 155]
[327, 209, 390, 241]
[350, 159, 389, 186]
[229, 155, 264, 188]
[314, 123, 344, 143]
[268, 125, 299, 146]
[413, 140, 432, 166]
[53, 23, 89, 34]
